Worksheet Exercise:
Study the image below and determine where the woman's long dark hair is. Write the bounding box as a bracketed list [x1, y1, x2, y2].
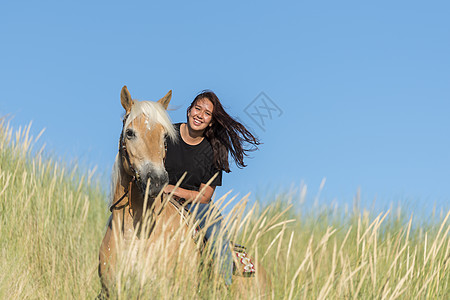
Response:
[187, 90, 261, 173]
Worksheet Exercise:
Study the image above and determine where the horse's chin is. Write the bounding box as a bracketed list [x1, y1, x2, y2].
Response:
[138, 186, 160, 199]
[146, 191, 160, 199]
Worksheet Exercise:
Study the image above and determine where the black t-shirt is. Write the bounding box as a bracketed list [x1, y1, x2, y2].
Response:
[164, 123, 222, 191]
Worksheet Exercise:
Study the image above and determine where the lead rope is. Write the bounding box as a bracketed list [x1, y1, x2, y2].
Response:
[109, 189, 129, 212]
[128, 180, 133, 217]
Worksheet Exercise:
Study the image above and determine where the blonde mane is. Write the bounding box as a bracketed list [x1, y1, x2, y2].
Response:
[109, 100, 177, 205]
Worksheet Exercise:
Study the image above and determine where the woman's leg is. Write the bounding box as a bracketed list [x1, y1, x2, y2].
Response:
[186, 202, 233, 285]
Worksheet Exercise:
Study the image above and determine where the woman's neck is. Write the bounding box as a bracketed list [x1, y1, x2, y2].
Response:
[180, 123, 204, 145]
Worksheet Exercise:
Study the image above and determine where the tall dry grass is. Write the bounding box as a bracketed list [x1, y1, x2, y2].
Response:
[0, 119, 449, 299]
[0, 120, 107, 299]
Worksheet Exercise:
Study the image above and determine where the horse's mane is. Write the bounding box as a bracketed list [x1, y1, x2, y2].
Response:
[109, 100, 177, 205]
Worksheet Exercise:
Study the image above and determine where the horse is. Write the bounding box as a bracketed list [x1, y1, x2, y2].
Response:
[98, 86, 269, 298]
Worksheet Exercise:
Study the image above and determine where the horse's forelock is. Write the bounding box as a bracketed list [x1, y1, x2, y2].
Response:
[124, 100, 176, 141]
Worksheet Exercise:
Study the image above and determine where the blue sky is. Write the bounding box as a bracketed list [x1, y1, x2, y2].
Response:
[1, 1, 449, 214]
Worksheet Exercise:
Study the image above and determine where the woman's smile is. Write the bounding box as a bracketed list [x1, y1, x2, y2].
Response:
[193, 118, 202, 125]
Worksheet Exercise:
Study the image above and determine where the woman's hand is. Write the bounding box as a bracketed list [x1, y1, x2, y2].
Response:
[163, 184, 175, 195]
[163, 184, 182, 200]
[162, 183, 215, 204]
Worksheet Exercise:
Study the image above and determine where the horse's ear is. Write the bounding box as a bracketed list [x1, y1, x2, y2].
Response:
[157, 90, 172, 110]
[121, 86, 134, 113]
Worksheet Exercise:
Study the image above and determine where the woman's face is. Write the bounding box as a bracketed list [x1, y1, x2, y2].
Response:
[187, 97, 214, 132]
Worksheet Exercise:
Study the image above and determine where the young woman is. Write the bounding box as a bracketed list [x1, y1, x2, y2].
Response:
[163, 90, 260, 285]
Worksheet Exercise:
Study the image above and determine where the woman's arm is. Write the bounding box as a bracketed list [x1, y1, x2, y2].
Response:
[163, 183, 215, 204]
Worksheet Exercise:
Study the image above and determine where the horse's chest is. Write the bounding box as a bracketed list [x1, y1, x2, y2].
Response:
[122, 221, 135, 241]
[111, 215, 149, 263]
[111, 211, 139, 241]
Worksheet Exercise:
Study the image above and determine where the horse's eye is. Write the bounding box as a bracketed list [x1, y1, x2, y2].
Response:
[125, 129, 135, 139]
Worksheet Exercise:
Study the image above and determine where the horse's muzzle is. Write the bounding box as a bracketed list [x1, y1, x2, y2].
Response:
[139, 170, 169, 198]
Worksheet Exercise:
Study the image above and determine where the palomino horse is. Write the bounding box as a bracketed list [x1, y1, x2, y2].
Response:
[98, 86, 269, 298]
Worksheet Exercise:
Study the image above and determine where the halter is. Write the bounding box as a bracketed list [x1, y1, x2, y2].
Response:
[109, 115, 135, 215]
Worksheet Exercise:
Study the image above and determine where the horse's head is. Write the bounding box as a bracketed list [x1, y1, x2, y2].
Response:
[119, 86, 176, 198]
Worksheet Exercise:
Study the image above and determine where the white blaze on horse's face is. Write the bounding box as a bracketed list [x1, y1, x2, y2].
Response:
[120, 86, 174, 198]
